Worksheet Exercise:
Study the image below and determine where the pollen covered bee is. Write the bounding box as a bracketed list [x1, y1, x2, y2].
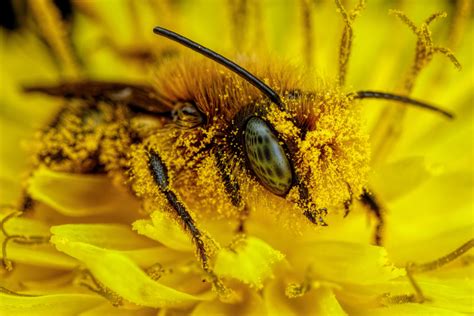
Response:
[2, 0, 473, 309]
[8, 23, 457, 279]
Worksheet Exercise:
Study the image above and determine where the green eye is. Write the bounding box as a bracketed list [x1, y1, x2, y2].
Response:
[244, 117, 293, 196]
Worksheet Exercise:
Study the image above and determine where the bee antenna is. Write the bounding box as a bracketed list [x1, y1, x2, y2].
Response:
[352, 90, 454, 119]
[153, 26, 283, 109]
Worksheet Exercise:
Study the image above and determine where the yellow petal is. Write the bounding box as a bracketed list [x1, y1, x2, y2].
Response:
[50, 222, 188, 268]
[132, 211, 192, 252]
[120, 246, 189, 268]
[79, 302, 155, 316]
[264, 280, 346, 316]
[0, 214, 76, 269]
[415, 277, 474, 314]
[387, 224, 473, 265]
[120, 248, 189, 268]
[28, 167, 139, 217]
[51, 224, 189, 267]
[352, 304, 465, 316]
[340, 269, 474, 313]
[214, 236, 284, 288]
[2, 243, 77, 270]
[290, 241, 405, 285]
[50, 235, 206, 308]
[18, 271, 77, 293]
[50, 224, 156, 250]
[0, 293, 104, 316]
[191, 290, 266, 316]
[396, 103, 474, 173]
[370, 156, 434, 202]
[1, 212, 50, 236]
[385, 171, 473, 250]
[0, 118, 30, 203]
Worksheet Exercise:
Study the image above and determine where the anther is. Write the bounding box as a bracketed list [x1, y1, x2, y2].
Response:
[381, 239, 474, 304]
[78, 270, 123, 307]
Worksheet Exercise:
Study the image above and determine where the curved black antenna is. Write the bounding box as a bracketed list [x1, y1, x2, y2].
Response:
[153, 26, 283, 109]
[352, 90, 454, 119]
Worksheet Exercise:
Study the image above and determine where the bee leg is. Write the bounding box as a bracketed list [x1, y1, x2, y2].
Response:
[19, 195, 35, 213]
[214, 150, 247, 233]
[298, 184, 328, 226]
[148, 151, 210, 271]
[303, 208, 328, 226]
[360, 188, 384, 246]
[236, 205, 250, 233]
[343, 182, 354, 218]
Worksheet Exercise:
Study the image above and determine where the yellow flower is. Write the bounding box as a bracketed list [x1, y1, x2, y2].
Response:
[0, 0, 472, 315]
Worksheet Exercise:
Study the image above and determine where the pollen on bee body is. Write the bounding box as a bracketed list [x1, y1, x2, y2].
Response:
[264, 88, 370, 211]
[296, 119, 369, 210]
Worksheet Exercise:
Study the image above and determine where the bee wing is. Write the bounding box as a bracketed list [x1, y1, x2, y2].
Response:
[23, 81, 173, 114]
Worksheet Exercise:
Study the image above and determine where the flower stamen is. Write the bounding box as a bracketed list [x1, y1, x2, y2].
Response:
[389, 10, 461, 93]
[300, 0, 315, 68]
[0, 210, 22, 237]
[1, 210, 26, 271]
[285, 279, 313, 298]
[382, 239, 474, 304]
[371, 10, 461, 165]
[335, 0, 366, 87]
[29, 0, 81, 79]
[448, 0, 472, 49]
[1, 211, 50, 272]
[77, 270, 123, 307]
[146, 263, 173, 281]
[0, 286, 39, 297]
[2, 234, 50, 272]
[408, 238, 474, 273]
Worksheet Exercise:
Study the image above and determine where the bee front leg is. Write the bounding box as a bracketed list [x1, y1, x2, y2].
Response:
[148, 151, 210, 271]
[343, 182, 354, 218]
[297, 183, 328, 226]
[214, 149, 248, 233]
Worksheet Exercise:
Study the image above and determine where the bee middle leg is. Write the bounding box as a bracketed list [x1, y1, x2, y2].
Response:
[148, 151, 210, 271]
[360, 188, 385, 246]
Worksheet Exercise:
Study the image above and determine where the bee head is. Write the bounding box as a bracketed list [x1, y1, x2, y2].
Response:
[153, 26, 453, 220]
[242, 89, 370, 216]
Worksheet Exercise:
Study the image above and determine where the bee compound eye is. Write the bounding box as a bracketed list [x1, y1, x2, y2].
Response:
[244, 117, 293, 196]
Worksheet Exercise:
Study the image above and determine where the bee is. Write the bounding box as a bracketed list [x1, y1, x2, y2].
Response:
[2, 22, 458, 281]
